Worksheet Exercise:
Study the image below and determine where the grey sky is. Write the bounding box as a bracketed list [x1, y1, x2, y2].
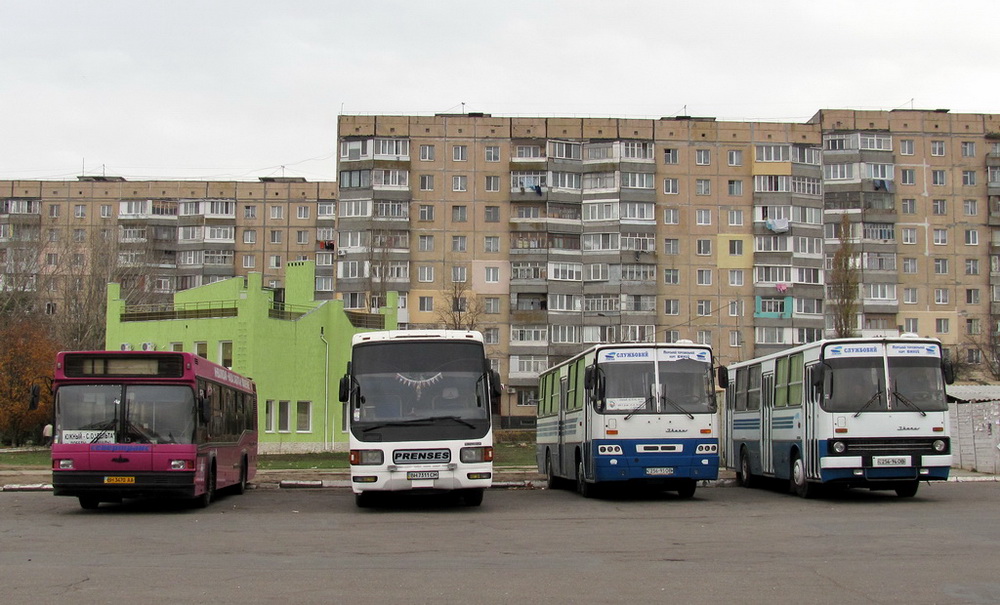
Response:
[2, 0, 996, 181]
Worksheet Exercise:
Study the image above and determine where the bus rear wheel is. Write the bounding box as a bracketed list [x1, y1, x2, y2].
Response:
[738, 448, 755, 489]
[234, 459, 248, 495]
[895, 481, 920, 498]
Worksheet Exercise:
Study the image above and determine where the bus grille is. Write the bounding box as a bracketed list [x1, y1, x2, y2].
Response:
[840, 438, 947, 454]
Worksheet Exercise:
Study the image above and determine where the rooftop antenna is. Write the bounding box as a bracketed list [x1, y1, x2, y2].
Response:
[462, 102, 466, 115]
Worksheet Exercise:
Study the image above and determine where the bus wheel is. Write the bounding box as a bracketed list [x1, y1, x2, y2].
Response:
[791, 454, 815, 499]
[355, 492, 375, 508]
[576, 459, 593, 498]
[461, 489, 484, 507]
[78, 496, 100, 510]
[895, 481, 919, 498]
[545, 452, 560, 490]
[675, 480, 697, 499]
[195, 464, 216, 508]
[234, 459, 248, 495]
[738, 448, 755, 489]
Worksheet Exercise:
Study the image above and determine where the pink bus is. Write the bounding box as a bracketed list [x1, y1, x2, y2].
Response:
[50, 351, 257, 509]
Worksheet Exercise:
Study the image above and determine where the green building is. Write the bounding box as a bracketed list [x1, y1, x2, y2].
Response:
[104, 261, 397, 452]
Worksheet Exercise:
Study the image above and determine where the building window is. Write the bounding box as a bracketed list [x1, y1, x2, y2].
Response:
[934, 288, 950, 304]
[664, 238, 680, 255]
[453, 175, 468, 191]
[932, 170, 946, 186]
[664, 268, 679, 285]
[962, 141, 976, 157]
[452, 235, 467, 252]
[935, 318, 949, 334]
[485, 146, 500, 162]
[419, 175, 434, 191]
[420, 145, 434, 161]
[451, 266, 467, 282]
[484, 236, 500, 253]
[270, 230, 282, 244]
[663, 178, 679, 194]
[931, 140, 946, 156]
[244, 205, 257, 218]
[418, 266, 434, 282]
[966, 258, 980, 275]
[903, 288, 918, 304]
[697, 269, 712, 285]
[452, 205, 467, 222]
[967, 289, 980, 304]
[485, 175, 500, 192]
[901, 228, 916, 244]
[900, 139, 914, 155]
[74, 204, 86, 218]
[269, 255, 281, 269]
[695, 179, 711, 195]
[297, 205, 310, 219]
[900, 169, 915, 185]
[728, 209, 743, 226]
[728, 180, 743, 196]
[963, 170, 977, 186]
[729, 269, 744, 286]
[965, 230, 979, 246]
[902, 257, 917, 274]
[453, 145, 467, 161]
[696, 239, 711, 255]
[418, 234, 434, 251]
[663, 148, 678, 164]
[729, 240, 743, 256]
[901, 198, 916, 214]
[964, 199, 978, 216]
[933, 229, 948, 245]
[695, 149, 711, 165]
[485, 266, 500, 283]
[934, 258, 949, 274]
[664, 299, 679, 315]
[728, 150, 743, 166]
[485, 297, 500, 314]
[484, 206, 500, 222]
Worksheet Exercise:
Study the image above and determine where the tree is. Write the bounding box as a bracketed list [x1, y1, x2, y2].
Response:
[436, 280, 485, 330]
[829, 214, 860, 338]
[0, 319, 57, 446]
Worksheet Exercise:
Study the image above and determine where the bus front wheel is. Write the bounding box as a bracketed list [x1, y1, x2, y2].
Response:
[791, 454, 816, 499]
[675, 479, 697, 499]
[460, 488, 484, 507]
[895, 481, 919, 498]
[576, 459, 594, 498]
[194, 464, 216, 508]
[545, 452, 561, 490]
[78, 496, 100, 510]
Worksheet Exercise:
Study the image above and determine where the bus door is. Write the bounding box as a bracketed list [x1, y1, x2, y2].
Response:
[761, 372, 775, 475]
[558, 375, 569, 478]
[804, 364, 820, 480]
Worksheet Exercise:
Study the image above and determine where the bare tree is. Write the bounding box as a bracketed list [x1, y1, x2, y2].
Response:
[829, 214, 860, 338]
[436, 279, 485, 330]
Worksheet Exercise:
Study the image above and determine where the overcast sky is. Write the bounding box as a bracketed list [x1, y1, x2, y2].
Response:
[2, 0, 997, 182]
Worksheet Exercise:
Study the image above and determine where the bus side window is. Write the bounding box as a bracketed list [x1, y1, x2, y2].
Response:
[747, 365, 762, 411]
[734, 368, 747, 411]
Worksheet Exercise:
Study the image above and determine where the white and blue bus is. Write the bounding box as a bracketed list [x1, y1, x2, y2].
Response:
[339, 330, 501, 507]
[725, 335, 955, 498]
[536, 342, 724, 498]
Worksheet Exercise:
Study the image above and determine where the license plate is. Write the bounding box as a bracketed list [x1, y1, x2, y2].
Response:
[407, 471, 439, 480]
[645, 467, 675, 476]
[104, 476, 135, 484]
[873, 456, 911, 467]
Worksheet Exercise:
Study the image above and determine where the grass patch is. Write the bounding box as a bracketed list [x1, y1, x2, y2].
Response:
[0, 449, 51, 468]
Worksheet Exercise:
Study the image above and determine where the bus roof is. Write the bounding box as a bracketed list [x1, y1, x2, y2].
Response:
[351, 330, 484, 345]
[541, 341, 713, 375]
[726, 335, 944, 370]
[54, 350, 255, 392]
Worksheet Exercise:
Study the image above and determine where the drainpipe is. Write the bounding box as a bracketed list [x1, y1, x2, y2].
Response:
[320, 327, 330, 451]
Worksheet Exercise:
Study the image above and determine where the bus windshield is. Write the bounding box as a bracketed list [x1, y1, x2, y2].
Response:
[887, 357, 948, 412]
[601, 358, 716, 415]
[822, 358, 886, 413]
[350, 341, 490, 441]
[659, 358, 717, 414]
[56, 384, 197, 445]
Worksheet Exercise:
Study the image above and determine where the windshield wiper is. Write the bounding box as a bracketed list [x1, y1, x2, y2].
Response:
[660, 394, 695, 420]
[360, 415, 477, 432]
[427, 415, 476, 429]
[624, 396, 655, 421]
[853, 391, 884, 418]
[88, 418, 117, 443]
[891, 384, 927, 417]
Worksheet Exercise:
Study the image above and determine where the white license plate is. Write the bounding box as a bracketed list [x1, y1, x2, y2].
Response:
[407, 471, 439, 480]
[873, 456, 911, 467]
[645, 467, 675, 476]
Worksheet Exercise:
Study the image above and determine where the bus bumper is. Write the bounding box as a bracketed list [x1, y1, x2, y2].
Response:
[819, 455, 951, 482]
[52, 471, 198, 500]
[593, 455, 720, 483]
[351, 464, 493, 494]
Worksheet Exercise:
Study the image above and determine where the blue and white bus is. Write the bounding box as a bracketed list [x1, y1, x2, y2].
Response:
[536, 342, 724, 498]
[725, 335, 955, 498]
[339, 330, 501, 507]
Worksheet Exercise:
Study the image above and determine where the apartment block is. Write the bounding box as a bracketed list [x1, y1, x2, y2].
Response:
[4, 108, 1000, 430]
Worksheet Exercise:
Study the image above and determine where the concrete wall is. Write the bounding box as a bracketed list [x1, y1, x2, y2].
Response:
[949, 401, 1000, 475]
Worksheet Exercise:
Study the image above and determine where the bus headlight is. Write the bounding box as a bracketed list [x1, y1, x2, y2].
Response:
[460, 446, 493, 464]
[832, 441, 847, 454]
[56, 459, 74, 469]
[932, 439, 947, 452]
[170, 459, 194, 470]
[350, 450, 384, 465]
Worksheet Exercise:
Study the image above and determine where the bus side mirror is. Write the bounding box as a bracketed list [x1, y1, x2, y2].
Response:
[716, 367, 729, 389]
[490, 369, 502, 400]
[28, 385, 40, 411]
[811, 365, 825, 388]
[338, 376, 351, 403]
[584, 366, 595, 389]
[942, 359, 956, 385]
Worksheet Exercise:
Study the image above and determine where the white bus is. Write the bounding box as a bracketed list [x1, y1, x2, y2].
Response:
[339, 330, 501, 507]
[536, 342, 724, 498]
[725, 335, 955, 498]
